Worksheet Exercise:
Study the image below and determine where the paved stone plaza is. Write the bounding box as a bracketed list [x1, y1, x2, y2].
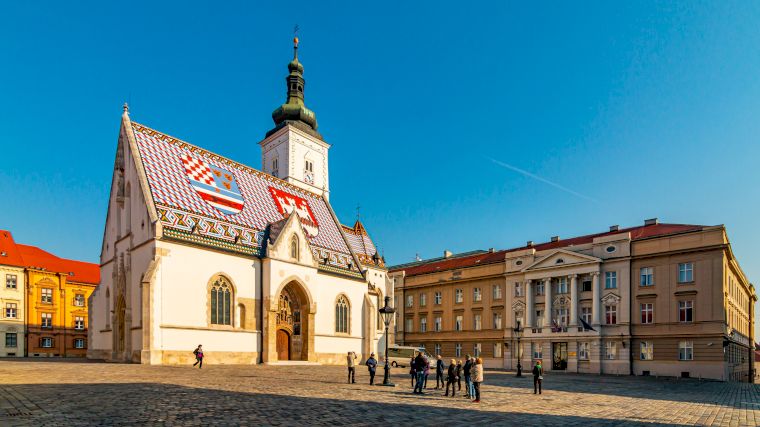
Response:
[0, 360, 758, 426]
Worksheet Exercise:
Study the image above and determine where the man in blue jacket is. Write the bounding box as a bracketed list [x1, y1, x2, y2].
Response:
[435, 355, 445, 389]
[366, 353, 378, 385]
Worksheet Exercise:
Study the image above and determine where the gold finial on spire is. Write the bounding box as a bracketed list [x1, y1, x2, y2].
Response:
[123, 102, 129, 114]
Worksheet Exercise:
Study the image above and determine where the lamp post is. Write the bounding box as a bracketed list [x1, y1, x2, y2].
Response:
[514, 320, 523, 377]
[378, 296, 396, 386]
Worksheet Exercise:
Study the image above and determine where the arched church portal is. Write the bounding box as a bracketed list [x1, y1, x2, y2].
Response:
[268, 280, 314, 362]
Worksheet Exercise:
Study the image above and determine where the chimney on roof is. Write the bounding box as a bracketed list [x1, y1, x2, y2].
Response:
[551, 236, 560, 242]
[644, 218, 659, 226]
[526, 241, 534, 247]
[609, 225, 619, 232]
[443, 250, 453, 258]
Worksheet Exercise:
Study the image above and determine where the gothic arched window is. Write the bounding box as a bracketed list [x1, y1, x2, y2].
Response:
[210, 277, 233, 325]
[335, 295, 349, 334]
[290, 236, 299, 260]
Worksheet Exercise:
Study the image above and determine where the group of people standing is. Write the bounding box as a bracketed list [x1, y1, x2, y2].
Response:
[437, 354, 484, 402]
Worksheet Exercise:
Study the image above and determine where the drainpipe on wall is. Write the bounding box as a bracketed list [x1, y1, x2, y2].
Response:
[257, 258, 264, 365]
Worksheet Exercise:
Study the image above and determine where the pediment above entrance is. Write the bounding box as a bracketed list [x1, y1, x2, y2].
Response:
[522, 249, 601, 273]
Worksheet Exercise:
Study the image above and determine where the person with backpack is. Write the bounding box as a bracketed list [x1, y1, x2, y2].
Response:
[533, 360, 543, 394]
[471, 357, 484, 403]
[365, 353, 378, 385]
[192, 344, 203, 368]
[435, 355, 445, 389]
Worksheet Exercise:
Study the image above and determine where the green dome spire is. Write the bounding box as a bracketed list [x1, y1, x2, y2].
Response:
[269, 36, 320, 138]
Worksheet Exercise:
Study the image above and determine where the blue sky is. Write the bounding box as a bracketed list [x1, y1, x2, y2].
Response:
[1, 2, 758, 336]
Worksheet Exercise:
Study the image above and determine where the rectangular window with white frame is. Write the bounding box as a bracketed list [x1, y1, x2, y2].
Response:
[640, 341, 654, 360]
[455, 289, 463, 303]
[641, 303, 653, 324]
[678, 340, 693, 360]
[435, 343, 441, 356]
[419, 293, 426, 307]
[640, 267, 654, 286]
[535, 282, 545, 296]
[532, 343, 542, 360]
[406, 295, 413, 308]
[678, 262, 694, 283]
[605, 271, 617, 289]
[74, 338, 85, 349]
[514, 282, 522, 297]
[474, 343, 481, 357]
[75, 316, 85, 330]
[473, 314, 482, 331]
[41, 288, 53, 304]
[494, 342, 502, 358]
[555, 308, 568, 326]
[605, 305, 617, 325]
[581, 307, 592, 324]
[41, 313, 52, 328]
[455, 315, 463, 331]
[605, 341, 616, 359]
[405, 318, 413, 332]
[493, 284, 502, 299]
[420, 317, 427, 333]
[535, 310, 543, 328]
[40, 337, 53, 348]
[6, 274, 17, 289]
[678, 300, 693, 323]
[434, 316, 442, 332]
[5, 303, 17, 319]
[455, 343, 462, 357]
[493, 312, 502, 329]
[473, 288, 482, 302]
[74, 294, 86, 307]
[514, 311, 523, 328]
[557, 277, 568, 294]
[434, 291, 442, 305]
[578, 342, 589, 360]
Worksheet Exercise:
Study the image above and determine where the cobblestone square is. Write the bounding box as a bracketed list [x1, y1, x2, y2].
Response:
[0, 360, 758, 426]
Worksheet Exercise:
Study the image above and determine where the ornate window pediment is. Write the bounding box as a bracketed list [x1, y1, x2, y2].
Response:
[511, 300, 526, 311]
[553, 295, 570, 308]
[601, 292, 621, 305]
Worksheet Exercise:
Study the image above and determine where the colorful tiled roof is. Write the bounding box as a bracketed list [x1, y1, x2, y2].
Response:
[130, 122, 358, 272]
[0, 230, 99, 284]
[342, 221, 383, 267]
[391, 223, 706, 277]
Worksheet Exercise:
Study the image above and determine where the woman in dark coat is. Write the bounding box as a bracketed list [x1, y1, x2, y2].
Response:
[455, 360, 463, 391]
[444, 359, 458, 396]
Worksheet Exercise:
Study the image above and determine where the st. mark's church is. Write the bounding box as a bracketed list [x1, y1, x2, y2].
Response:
[88, 38, 391, 365]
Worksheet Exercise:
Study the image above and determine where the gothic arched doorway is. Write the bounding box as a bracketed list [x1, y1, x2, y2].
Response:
[267, 279, 314, 362]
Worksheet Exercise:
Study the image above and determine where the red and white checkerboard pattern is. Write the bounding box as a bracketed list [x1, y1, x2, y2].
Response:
[132, 123, 352, 258]
[181, 154, 215, 186]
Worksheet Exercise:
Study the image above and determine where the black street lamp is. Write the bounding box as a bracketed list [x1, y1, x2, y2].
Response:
[514, 320, 524, 377]
[378, 296, 396, 386]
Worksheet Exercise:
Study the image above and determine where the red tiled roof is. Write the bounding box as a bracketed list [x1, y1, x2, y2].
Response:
[0, 230, 26, 267]
[393, 223, 706, 277]
[0, 230, 99, 285]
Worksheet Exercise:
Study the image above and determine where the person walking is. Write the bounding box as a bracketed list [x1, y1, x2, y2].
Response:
[413, 352, 427, 394]
[366, 353, 378, 385]
[532, 360, 543, 394]
[192, 344, 203, 368]
[455, 359, 463, 392]
[347, 351, 357, 384]
[463, 355, 473, 398]
[435, 355, 445, 389]
[444, 359, 458, 397]
[471, 357, 484, 403]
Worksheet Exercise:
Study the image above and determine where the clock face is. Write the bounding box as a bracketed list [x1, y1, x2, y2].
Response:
[304, 172, 314, 184]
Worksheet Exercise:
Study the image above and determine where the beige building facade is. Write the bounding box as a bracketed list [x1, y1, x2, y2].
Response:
[391, 220, 756, 382]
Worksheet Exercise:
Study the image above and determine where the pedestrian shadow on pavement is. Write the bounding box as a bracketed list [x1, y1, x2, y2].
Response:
[0, 382, 690, 426]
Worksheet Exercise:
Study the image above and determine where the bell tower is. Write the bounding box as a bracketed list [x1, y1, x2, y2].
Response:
[259, 36, 330, 199]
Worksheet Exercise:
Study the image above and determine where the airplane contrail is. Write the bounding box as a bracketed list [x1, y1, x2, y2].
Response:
[486, 157, 600, 203]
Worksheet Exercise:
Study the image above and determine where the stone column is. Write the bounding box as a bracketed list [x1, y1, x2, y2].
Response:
[525, 280, 533, 328]
[544, 278, 552, 328]
[592, 272, 601, 326]
[570, 274, 578, 327]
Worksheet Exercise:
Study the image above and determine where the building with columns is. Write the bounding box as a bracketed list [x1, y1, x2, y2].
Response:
[87, 38, 391, 365]
[390, 219, 756, 382]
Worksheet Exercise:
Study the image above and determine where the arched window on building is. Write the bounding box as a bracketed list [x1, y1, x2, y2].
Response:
[105, 287, 111, 328]
[335, 294, 349, 334]
[210, 276, 233, 325]
[290, 235, 299, 261]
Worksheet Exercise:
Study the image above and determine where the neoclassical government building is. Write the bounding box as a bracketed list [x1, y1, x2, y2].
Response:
[391, 220, 756, 382]
[88, 39, 391, 365]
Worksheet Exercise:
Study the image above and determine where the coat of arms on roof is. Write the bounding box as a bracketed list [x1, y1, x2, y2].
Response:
[181, 154, 244, 215]
[269, 187, 320, 237]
